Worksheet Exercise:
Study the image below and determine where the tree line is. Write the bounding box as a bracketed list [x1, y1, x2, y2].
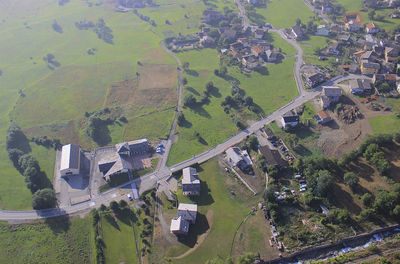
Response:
[6, 124, 55, 209]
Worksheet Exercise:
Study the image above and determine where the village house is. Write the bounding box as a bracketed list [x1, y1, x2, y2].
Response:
[291, 25, 304, 40]
[258, 146, 288, 168]
[315, 24, 330, 36]
[251, 45, 264, 57]
[266, 49, 280, 62]
[365, 22, 380, 34]
[281, 110, 299, 128]
[60, 144, 81, 177]
[182, 167, 201, 196]
[98, 139, 150, 181]
[325, 42, 341, 55]
[373, 74, 398, 86]
[226, 147, 252, 171]
[385, 47, 400, 63]
[170, 203, 198, 236]
[360, 50, 378, 62]
[320, 86, 342, 108]
[200, 35, 215, 47]
[361, 61, 380, 75]
[238, 37, 249, 47]
[305, 72, 326, 88]
[222, 29, 237, 39]
[317, 111, 333, 124]
[350, 79, 373, 94]
[321, 2, 333, 14]
[345, 20, 361, 32]
[364, 34, 378, 49]
[242, 55, 259, 69]
[254, 29, 265, 39]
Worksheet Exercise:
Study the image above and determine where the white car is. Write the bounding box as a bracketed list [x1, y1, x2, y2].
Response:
[127, 193, 133, 201]
[299, 187, 306, 192]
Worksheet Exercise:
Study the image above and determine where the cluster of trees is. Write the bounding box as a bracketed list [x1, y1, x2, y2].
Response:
[91, 209, 105, 264]
[177, 111, 186, 126]
[183, 81, 217, 108]
[363, 143, 391, 175]
[221, 84, 260, 115]
[43, 53, 60, 68]
[6, 124, 55, 209]
[93, 18, 114, 44]
[359, 184, 400, 221]
[52, 20, 63, 33]
[30, 136, 61, 150]
[85, 108, 123, 145]
[75, 20, 95, 30]
[133, 9, 156, 27]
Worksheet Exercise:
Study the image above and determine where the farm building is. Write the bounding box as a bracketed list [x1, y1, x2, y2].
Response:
[320, 86, 342, 108]
[170, 203, 198, 236]
[182, 167, 201, 196]
[60, 144, 81, 177]
[226, 147, 252, 171]
[317, 111, 333, 124]
[350, 79, 372, 94]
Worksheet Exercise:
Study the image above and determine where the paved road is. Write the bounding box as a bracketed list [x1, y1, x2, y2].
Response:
[0, 3, 369, 221]
[302, 0, 333, 24]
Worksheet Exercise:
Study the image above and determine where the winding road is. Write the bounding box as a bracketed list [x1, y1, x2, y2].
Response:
[0, 1, 365, 222]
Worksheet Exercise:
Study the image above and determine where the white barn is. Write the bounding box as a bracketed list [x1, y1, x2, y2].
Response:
[60, 144, 81, 176]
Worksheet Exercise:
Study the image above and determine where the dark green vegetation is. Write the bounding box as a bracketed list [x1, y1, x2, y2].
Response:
[0, 217, 91, 264]
[92, 189, 156, 263]
[263, 133, 400, 250]
[6, 124, 55, 209]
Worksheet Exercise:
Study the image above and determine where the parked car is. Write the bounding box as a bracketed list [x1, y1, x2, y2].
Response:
[158, 143, 164, 148]
[280, 146, 286, 151]
[127, 193, 133, 201]
[299, 187, 307, 192]
[291, 190, 297, 195]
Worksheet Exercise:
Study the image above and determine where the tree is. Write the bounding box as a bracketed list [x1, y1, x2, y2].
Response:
[368, 10, 376, 20]
[182, 77, 188, 85]
[370, 152, 390, 174]
[314, 170, 333, 197]
[110, 200, 119, 213]
[182, 62, 190, 70]
[296, 18, 302, 26]
[247, 136, 259, 151]
[363, 143, 379, 161]
[8, 148, 24, 167]
[219, 66, 228, 76]
[206, 81, 214, 94]
[360, 208, 376, 220]
[244, 96, 253, 106]
[392, 205, 400, 217]
[343, 172, 359, 190]
[183, 94, 196, 107]
[119, 199, 128, 208]
[177, 111, 185, 126]
[32, 188, 56, 209]
[377, 82, 391, 93]
[284, 133, 299, 149]
[374, 190, 396, 214]
[237, 253, 258, 264]
[361, 193, 374, 207]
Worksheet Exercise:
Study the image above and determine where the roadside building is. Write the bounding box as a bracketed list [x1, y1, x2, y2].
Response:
[281, 111, 299, 128]
[226, 147, 252, 171]
[350, 79, 372, 94]
[315, 24, 330, 36]
[182, 167, 201, 196]
[170, 203, 198, 236]
[291, 25, 304, 40]
[305, 72, 326, 88]
[170, 216, 190, 235]
[60, 144, 81, 176]
[361, 61, 380, 75]
[320, 86, 342, 108]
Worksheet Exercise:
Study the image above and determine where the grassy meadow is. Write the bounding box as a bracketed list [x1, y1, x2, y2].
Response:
[164, 159, 261, 263]
[250, 0, 315, 28]
[0, 217, 91, 264]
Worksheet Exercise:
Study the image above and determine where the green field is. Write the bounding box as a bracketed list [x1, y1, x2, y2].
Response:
[269, 32, 297, 56]
[101, 213, 139, 264]
[336, 0, 400, 32]
[165, 159, 259, 263]
[250, 0, 315, 28]
[167, 49, 298, 165]
[369, 115, 400, 134]
[0, 0, 211, 209]
[0, 217, 91, 264]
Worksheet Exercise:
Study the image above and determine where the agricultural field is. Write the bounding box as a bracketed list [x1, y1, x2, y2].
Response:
[153, 159, 267, 263]
[249, 0, 315, 28]
[0, 217, 91, 264]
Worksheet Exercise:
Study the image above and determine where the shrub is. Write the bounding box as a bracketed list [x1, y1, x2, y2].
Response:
[343, 172, 359, 189]
[361, 193, 374, 207]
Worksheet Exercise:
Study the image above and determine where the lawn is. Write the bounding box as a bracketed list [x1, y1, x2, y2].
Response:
[101, 212, 139, 264]
[0, 217, 91, 264]
[167, 49, 298, 166]
[369, 115, 400, 134]
[251, 0, 315, 28]
[165, 159, 260, 263]
[269, 32, 297, 56]
[30, 144, 56, 184]
[300, 35, 330, 55]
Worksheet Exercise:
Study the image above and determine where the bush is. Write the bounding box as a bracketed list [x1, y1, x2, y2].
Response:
[32, 188, 56, 209]
[343, 172, 359, 189]
[361, 193, 374, 207]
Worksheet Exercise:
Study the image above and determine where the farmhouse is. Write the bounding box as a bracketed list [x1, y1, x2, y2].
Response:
[321, 86, 342, 108]
[182, 167, 201, 196]
[361, 61, 380, 75]
[226, 147, 252, 171]
[281, 111, 299, 128]
[305, 72, 326, 88]
[350, 79, 372, 94]
[60, 144, 81, 177]
[98, 139, 150, 181]
[258, 146, 288, 168]
[291, 25, 304, 40]
[365, 22, 380, 34]
[170, 203, 198, 236]
[315, 24, 330, 36]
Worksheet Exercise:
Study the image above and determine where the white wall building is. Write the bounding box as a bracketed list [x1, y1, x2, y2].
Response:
[60, 144, 81, 176]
